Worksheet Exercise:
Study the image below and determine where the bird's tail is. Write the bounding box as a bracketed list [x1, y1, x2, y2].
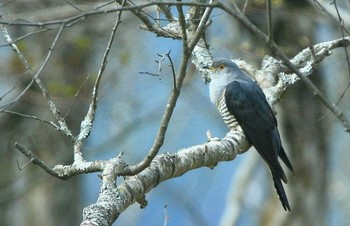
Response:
[272, 172, 291, 212]
[279, 147, 295, 174]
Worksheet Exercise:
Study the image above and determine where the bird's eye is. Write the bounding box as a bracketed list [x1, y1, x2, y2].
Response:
[218, 64, 225, 70]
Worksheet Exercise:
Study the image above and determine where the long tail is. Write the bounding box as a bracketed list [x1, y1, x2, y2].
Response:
[272, 172, 291, 211]
[279, 147, 295, 174]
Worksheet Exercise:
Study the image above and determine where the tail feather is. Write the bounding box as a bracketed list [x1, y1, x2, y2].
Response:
[279, 147, 295, 174]
[272, 172, 291, 212]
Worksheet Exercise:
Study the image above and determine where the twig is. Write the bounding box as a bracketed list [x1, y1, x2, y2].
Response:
[73, 0, 125, 162]
[139, 50, 172, 80]
[0, 22, 74, 138]
[317, 1, 350, 121]
[266, 0, 273, 40]
[14, 142, 61, 178]
[33, 24, 74, 138]
[0, 22, 33, 110]
[63, 74, 90, 119]
[16, 158, 34, 170]
[3, 110, 60, 130]
[186, 1, 214, 84]
[138, 71, 162, 78]
[176, 0, 189, 54]
[124, 0, 214, 176]
[281, 49, 350, 131]
[126, 3, 202, 175]
[165, 51, 177, 89]
[332, 0, 350, 105]
[15, 142, 106, 179]
[157, 4, 174, 21]
[312, 0, 350, 35]
[65, 0, 83, 12]
[188, 0, 214, 52]
[0, 2, 215, 27]
[95, 0, 116, 10]
[242, 0, 249, 13]
[0, 28, 49, 47]
[0, 70, 28, 102]
[126, 1, 180, 39]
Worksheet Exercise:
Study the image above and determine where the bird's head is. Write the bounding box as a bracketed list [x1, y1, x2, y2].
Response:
[203, 58, 241, 82]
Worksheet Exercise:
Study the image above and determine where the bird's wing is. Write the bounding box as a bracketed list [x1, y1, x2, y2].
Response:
[224, 80, 287, 181]
[225, 80, 293, 211]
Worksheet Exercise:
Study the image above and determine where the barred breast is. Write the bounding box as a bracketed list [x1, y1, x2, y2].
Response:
[217, 91, 239, 130]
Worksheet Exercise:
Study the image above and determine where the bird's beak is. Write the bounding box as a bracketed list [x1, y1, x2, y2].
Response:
[203, 65, 213, 70]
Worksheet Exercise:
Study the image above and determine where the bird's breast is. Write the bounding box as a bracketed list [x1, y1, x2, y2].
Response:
[218, 93, 239, 130]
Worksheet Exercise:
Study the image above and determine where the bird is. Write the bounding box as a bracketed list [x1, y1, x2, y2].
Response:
[204, 58, 294, 211]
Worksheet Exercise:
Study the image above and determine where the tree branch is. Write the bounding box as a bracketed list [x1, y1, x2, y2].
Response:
[14, 142, 107, 179]
[81, 131, 250, 225]
[73, 1, 125, 162]
[126, 34, 191, 175]
[0, 22, 74, 138]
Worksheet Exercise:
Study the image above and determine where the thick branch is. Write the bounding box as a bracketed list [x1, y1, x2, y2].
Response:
[81, 131, 250, 225]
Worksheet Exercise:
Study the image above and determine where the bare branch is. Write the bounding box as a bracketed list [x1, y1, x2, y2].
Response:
[0, 1, 216, 41]
[0, 70, 28, 102]
[176, 1, 189, 53]
[312, 0, 350, 34]
[188, 1, 213, 52]
[139, 50, 172, 80]
[266, 0, 273, 40]
[187, 1, 215, 83]
[125, 0, 207, 175]
[0, 22, 74, 138]
[63, 74, 90, 119]
[166, 51, 177, 89]
[16, 158, 34, 170]
[3, 110, 60, 130]
[280, 48, 350, 132]
[15, 142, 108, 180]
[14, 142, 61, 178]
[157, 4, 174, 22]
[330, 0, 350, 106]
[10, 1, 126, 182]
[0, 28, 49, 47]
[34, 25, 73, 135]
[124, 1, 211, 176]
[74, 0, 125, 162]
[64, 0, 83, 13]
[81, 131, 250, 225]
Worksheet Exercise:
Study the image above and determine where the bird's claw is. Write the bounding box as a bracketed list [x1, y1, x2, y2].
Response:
[206, 130, 221, 142]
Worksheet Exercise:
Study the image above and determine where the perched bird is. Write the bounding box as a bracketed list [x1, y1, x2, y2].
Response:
[204, 58, 294, 211]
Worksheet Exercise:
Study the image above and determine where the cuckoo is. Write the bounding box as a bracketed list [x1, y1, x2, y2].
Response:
[204, 58, 294, 211]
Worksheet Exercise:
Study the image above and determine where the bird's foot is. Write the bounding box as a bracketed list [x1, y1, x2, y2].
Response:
[206, 130, 221, 142]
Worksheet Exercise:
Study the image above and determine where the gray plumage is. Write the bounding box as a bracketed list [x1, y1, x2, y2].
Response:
[205, 58, 294, 211]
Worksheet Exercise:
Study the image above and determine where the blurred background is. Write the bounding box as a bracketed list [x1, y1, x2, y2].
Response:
[0, 0, 350, 225]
